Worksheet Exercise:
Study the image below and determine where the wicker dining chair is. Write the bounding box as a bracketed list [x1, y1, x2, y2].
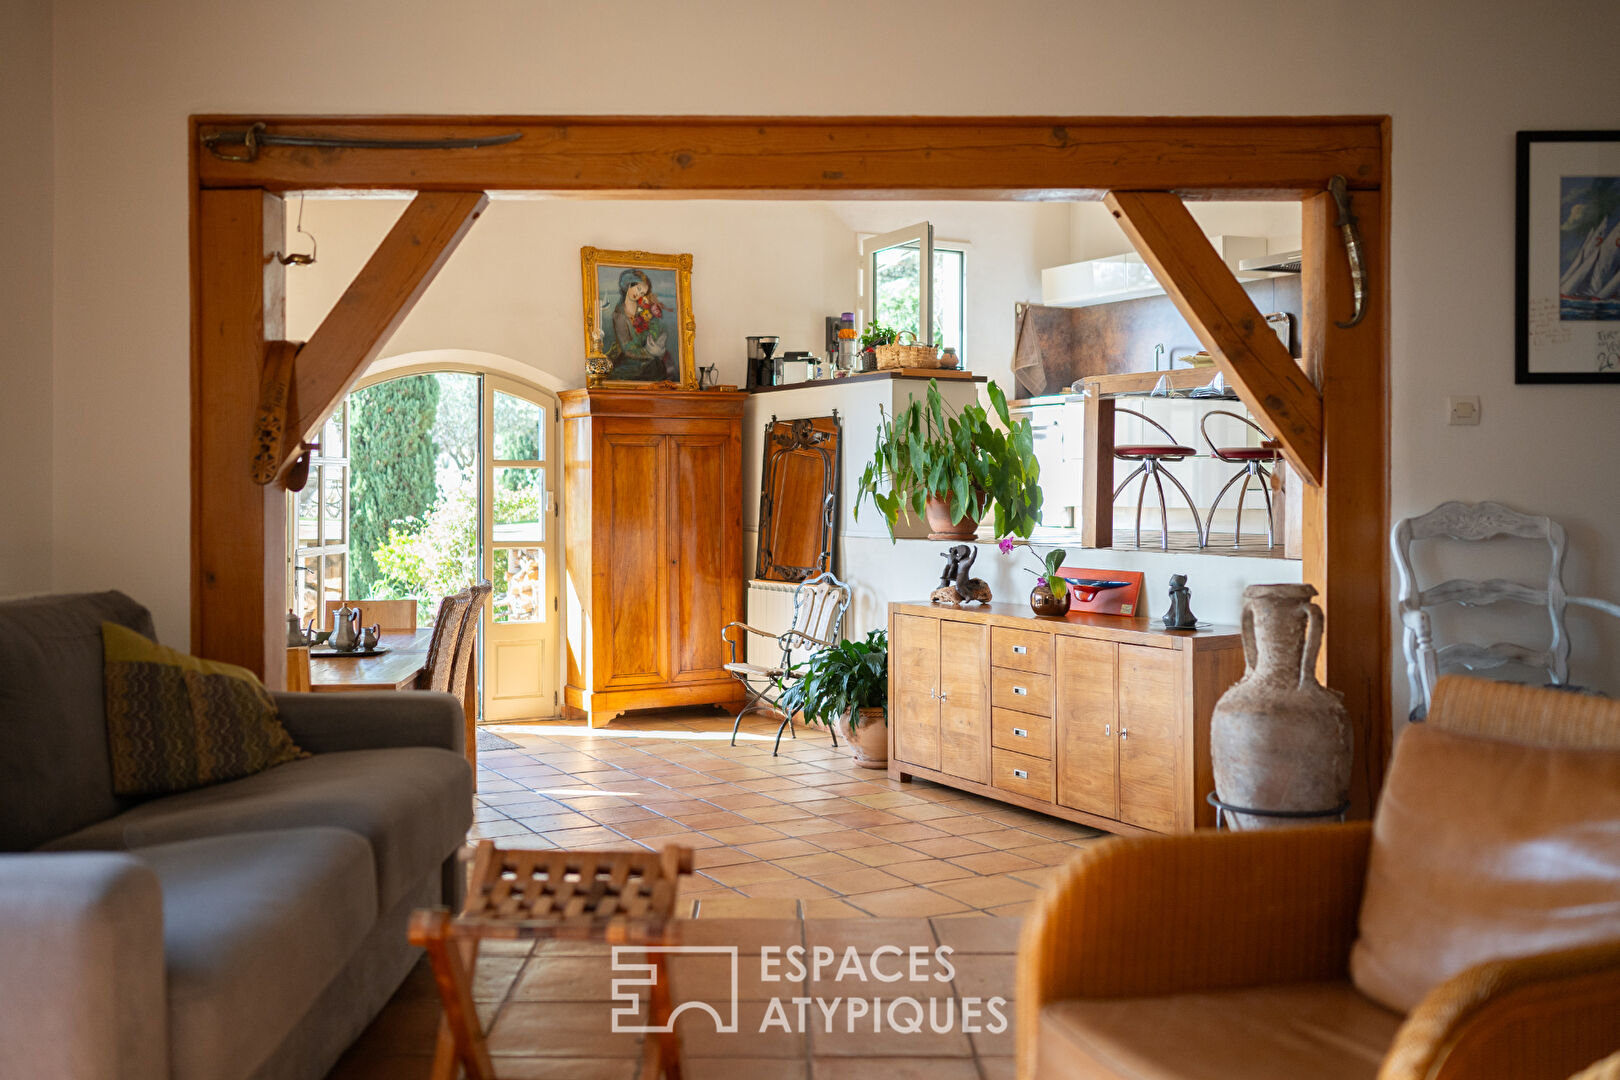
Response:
[720, 571, 851, 755]
[418, 589, 475, 694]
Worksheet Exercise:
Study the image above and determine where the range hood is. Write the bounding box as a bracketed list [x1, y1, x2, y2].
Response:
[1239, 250, 1302, 274]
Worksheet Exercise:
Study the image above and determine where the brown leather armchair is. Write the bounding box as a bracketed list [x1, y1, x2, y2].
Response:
[1017, 676, 1620, 1080]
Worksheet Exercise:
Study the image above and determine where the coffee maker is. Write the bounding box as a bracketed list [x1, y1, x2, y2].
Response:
[745, 336, 779, 390]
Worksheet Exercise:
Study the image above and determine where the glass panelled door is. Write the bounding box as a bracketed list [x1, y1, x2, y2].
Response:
[482, 377, 560, 720]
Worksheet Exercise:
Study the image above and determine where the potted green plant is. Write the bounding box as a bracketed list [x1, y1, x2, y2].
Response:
[777, 629, 889, 768]
[855, 378, 1042, 541]
[858, 322, 898, 369]
[1025, 545, 1071, 617]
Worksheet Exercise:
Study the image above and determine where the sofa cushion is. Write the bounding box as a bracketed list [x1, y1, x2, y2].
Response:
[1037, 981, 1401, 1080]
[0, 591, 154, 851]
[1350, 724, 1620, 1013]
[45, 747, 471, 912]
[136, 828, 377, 1080]
[101, 622, 306, 797]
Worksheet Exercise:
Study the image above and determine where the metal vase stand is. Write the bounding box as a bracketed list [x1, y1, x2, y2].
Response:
[1205, 792, 1350, 830]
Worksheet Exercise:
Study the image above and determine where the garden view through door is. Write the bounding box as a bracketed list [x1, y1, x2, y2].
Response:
[290, 370, 560, 720]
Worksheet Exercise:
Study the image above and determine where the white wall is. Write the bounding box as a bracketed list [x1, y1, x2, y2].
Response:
[0, 0, 54, 594]
[40, 0, 1620, 713]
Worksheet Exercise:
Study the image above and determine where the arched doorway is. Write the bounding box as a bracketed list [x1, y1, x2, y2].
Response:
[289, 351, 563, 721]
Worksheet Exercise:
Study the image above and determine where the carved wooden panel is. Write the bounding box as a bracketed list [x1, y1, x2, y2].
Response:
[754, 414, 841, 582]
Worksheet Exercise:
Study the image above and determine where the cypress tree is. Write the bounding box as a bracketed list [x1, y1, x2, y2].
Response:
[348, 375, 441, 598]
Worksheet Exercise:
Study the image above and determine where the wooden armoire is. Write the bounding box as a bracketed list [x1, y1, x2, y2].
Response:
[559, 389, 747, 726]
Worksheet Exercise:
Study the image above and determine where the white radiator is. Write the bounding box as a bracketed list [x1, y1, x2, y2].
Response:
[744, 579, 799, 664]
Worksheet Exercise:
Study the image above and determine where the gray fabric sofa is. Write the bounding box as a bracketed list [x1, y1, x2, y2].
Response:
[0, 591, 474, 1080]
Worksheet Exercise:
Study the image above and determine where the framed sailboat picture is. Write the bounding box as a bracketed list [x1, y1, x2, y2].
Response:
[1516, 131, 1620, 383]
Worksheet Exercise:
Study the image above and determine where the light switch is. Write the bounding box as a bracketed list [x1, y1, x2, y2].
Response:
[1448, 396, 1481, 426]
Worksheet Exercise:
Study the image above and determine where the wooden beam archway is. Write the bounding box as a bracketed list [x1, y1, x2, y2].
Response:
[190, 114, 1390, 814]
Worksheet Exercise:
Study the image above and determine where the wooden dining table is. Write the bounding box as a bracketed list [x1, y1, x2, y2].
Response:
[308, 626, 435, 692]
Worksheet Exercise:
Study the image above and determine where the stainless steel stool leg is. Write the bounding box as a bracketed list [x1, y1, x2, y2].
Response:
[1152, 468, 1170, 550]
[1113, 464, 1145, 549]
[1257, 465, 1277, 546]
[1201, 468, 1248, 549]
[1234, 471, 1250, 548]
[1159, 465, 1205, 548]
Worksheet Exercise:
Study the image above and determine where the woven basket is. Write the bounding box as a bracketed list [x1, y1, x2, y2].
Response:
[874, 330, 947, 370]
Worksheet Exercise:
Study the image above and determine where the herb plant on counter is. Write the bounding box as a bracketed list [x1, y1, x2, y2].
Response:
[854, 379, 1043, 540]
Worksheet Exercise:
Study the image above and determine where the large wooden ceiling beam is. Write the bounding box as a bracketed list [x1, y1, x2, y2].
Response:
[1104, 189, 1325, 486]
[274, 190, 487, 479]
[193, 116, 1384, 195]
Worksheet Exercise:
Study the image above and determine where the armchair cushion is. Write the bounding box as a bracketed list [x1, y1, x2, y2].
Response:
[1038, 980, 1400, 1080]
[1351, 724, 1620, 1013]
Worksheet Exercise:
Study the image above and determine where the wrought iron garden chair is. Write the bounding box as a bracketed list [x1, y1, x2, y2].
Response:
[721, 571, 851, 755]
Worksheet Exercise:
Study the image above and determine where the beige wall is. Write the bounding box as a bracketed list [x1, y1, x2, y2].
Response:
[40, 0, 1620, 713]
[0, 0, 54, 593]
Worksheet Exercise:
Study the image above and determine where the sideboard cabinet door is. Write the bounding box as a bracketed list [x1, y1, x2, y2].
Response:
[1117, 644, 1182, 832]
[667, 432, 735, 684]
[938, 620, 990, 784]
[1056, 636, 1119, 819]
[893, 614, 942, 771]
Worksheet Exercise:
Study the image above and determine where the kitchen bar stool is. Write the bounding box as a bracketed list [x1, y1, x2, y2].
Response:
[1199, 410, 1280, 548]
[1112, 407, 1204, 549]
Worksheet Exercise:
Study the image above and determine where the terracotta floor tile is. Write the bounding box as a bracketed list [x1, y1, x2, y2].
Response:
[951, 954, 1019, 1000]
[772, 851, 864, 876]
[540, 826, 635, 848]
[888, 803, 966, 822]
[678, 1000, 807, 1058]
[737, 803, 806, 824]
[704, 825, 791, 845]
[471, 955, 526, 1001]
[843, 843, 932, 867]
[675, 917, 805, 948]
[508, 811, 596, 833]
[847, 791, 930, 809]
[983, 901, 1033, 917]
[926, 815, 1007, 836]
[812, 867, 909, 895]
[672, 810, 751, 830]
[681, 1059, 807, 1080]
[706, 792, 779, 810]
[668, 953, 805, 1001]
[770, 817, 849, 838]
[735, 877, 838, 901]
[1011, 841, 1091, 866]
[809, 1017, 974, 1058]
[810, 1059, 982, 1080]
[493, 1059, 641, 1080]
[486, 1001, 643, 1058]
[842, 888, 972, 918]
[739, 838, 825, 860]
[805, 828, 891, 850]
[885, 859, 977, 885]
[863, 823, 948, 843]
[977, 1060, 1016, 1080]
[802, 917, 940, 952]
[946, 851, 1041, 875]
[799, 898, 868, 918]
[1007, 865, 1058, 888]
[586, 804, 663, 824]
[702, 860, 797, 887]
[929, 917, 1024, 954]
[903, 835, 993, 858]
[510, 954, 616, 1001]
[825, 809, 906, 829]
[694, 846, 760, 869]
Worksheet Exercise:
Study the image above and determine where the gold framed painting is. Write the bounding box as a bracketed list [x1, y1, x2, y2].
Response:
[580, 247, 697, 388]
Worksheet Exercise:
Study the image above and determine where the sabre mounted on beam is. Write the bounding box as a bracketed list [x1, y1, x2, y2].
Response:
[201, 121, 523, 162]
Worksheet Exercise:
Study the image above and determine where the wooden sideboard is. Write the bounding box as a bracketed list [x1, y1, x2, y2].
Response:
[560, 389, 747, 726]
[887, 602, 1245, 834]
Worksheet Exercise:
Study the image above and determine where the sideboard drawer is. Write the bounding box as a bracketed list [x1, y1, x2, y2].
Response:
[993, 747, 1053, 801]
[990, 627, 1052, 674]
[991, 707, 1051, 758]
[992, 668, 1052, 717]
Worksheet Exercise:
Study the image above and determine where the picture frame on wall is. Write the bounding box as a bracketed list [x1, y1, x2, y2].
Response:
[1516, 131, 1620, 383]
[580, 246, 697, 388]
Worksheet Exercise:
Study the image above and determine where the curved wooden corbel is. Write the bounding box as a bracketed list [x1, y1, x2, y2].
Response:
[251, 340, 299, 486]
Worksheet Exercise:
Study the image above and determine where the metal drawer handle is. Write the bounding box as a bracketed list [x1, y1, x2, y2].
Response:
[1012, 645, 1028, 655]
[1012, 727, 1028, 738]
[1013, 768, 1029, 780]
[1120, 727, 1129, 740]
[1012, 686, 1028, 696]
[1105, 724, 1111, 736]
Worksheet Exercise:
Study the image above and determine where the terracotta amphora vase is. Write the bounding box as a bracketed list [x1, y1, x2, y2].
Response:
[1211, 584, 1351, 830]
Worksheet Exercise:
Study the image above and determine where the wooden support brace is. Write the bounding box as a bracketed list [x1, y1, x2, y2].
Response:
[1104, 190, 1325, 487]
[272, 189, 489, 483]
[1081, 392, 1116, 548]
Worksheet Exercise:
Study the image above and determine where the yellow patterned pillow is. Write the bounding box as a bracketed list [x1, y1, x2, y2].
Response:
[102, 622, 307, 796]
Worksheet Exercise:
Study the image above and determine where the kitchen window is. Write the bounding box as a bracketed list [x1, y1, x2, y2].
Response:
[861, 221, 966, 359]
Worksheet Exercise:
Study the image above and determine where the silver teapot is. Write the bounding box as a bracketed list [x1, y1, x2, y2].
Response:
[331, 603, 359, 651]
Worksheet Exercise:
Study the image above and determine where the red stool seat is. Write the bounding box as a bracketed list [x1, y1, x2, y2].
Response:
[1212, 447, 1278, 461]
[1115, 445, 1196, 458]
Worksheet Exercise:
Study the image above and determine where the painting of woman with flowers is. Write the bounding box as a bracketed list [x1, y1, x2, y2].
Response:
[580, 247, 697, 387]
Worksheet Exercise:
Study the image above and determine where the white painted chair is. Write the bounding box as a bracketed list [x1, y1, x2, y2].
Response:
[1392, 500, 1620, 716]
[720, 571, 850, 754]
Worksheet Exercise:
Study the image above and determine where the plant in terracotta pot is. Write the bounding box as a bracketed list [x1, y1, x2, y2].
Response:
[854, 379, 1042, 542]
[778, 629, 889, 769]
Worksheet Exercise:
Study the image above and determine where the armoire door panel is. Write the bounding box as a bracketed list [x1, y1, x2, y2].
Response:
[893, 614, 941, 771]
[938, 619, 990, 783]
[668, 433, 732, 682]
[601, 433, 667, 685]
[1117, 643, 1181, 832]
[1056, 636, 1119, 819]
